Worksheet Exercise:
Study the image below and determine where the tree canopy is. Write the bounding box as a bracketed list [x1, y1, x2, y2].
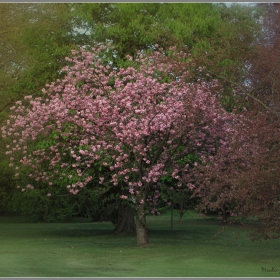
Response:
[2, 44, 262, 245]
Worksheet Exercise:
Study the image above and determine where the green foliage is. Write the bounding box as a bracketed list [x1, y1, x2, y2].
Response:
[74, 3, 222, 58]
[74, 3, 262, 74]
[0, 160, 16, 213]
[3, 183, 105, 222]
[5, 5, 77, 98]
[177, 152, 201, 167]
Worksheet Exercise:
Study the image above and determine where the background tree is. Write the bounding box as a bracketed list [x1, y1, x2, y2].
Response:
[74, 3, 262, 85]
[192, 108, 267, 222]
[233, 3, 280, 238]
[243, 3, 280, 116]
[188, 4, 280, 240]
[0, 3, 90, 218]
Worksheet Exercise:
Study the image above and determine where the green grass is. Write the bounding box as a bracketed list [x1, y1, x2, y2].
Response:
[0, 211, 279, 277]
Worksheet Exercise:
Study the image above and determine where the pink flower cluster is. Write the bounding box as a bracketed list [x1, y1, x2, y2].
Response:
[1, 43, 251, 211]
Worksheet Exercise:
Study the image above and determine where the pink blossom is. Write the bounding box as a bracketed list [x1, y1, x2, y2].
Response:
[1, 43, 260, 246]
[99, 177, 104, 184]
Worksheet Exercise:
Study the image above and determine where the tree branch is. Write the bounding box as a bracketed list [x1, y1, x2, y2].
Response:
[209, 70, 280, 118]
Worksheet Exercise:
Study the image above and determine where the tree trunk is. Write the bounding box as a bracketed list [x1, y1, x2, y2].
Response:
[179, 200, 184, 224]
[136, 203, 149, 246]
[171, 204, 174, 229]
[179, 213, 183, 224]
[113, 201, 136, 234]
[222, 210, 229, 223]
[43, 198, 50, 221]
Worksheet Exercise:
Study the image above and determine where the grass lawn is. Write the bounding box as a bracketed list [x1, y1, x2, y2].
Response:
[0, 210, 279, 277]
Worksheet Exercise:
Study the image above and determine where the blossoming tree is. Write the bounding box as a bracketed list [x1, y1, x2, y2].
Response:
[2, 44, 253, 246]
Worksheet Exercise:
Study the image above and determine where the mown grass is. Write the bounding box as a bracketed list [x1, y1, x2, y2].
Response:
[0, 211, 279, 277]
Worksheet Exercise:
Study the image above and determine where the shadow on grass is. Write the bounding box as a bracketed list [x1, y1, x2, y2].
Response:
[150, 228, 207, 237]
[0, 212, 257, 245]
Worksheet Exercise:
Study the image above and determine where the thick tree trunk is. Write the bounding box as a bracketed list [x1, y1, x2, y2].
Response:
[113, 201, 136, 234]
[136, 203, 149, 246]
